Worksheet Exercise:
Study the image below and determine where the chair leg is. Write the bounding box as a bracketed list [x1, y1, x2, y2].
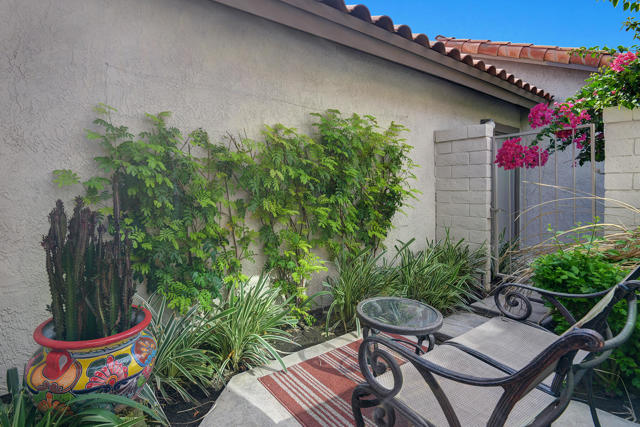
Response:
[585, 369, 601, 427]
[352, 384, 378, 427]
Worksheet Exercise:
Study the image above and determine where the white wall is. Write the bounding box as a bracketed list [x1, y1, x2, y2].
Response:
[0, 0, 523, 384]
[483, 59, 592, 103]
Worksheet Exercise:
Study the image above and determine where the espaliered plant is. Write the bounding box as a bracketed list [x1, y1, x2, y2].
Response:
[43, 189, 135, 341]
[55, 106, 416, 317]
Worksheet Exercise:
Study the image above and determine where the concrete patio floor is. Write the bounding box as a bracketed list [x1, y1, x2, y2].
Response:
[201, 331, 637, 426]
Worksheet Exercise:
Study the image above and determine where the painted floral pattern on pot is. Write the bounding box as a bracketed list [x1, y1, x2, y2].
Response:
[85, 354, 130, 391]
[25, 308, 156, 411]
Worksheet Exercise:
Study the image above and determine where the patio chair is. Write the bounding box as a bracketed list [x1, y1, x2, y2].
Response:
[351, 268, 640, 427]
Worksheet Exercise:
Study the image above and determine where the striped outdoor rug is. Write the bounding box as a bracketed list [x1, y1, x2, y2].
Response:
[259, 336, 416, 427]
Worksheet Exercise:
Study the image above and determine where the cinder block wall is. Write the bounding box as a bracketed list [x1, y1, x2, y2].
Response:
[434, 123, 494, 288]
[603, 107, 640, 227]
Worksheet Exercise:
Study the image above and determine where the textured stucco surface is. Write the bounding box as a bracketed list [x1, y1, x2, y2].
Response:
[0, 0, 524, 386]
[484, 59, 591, 103]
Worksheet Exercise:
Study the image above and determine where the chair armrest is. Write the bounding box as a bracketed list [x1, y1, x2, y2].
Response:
[361, 329, 603, 389]
[358, 329, 604, 427]
[602, 292, 637, 351]
[492, 282, 612, 324]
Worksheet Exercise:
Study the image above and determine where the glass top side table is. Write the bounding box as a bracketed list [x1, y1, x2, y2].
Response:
[356, 297, 443, 354]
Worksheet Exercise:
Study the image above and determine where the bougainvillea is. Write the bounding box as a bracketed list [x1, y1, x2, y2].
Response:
[495, 137, 549, 170]
[528, 103, 554, 129]
[610, 51, 637, 72]
[496, 50, 640, 170]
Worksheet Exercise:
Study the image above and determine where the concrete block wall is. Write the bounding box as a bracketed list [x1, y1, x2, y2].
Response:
[434, 123, 494, 288]
[434, 123, 494, 246]
[603, 107, 640, 227]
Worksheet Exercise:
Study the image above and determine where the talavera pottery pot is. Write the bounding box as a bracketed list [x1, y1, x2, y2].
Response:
[24, 307, 157, 412]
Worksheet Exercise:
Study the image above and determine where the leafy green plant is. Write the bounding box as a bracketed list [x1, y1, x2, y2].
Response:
[55, 106, 415, 317]
[530, 246, 640, 393]
[205, 274, 297, 373]
[54, 105, 254, 312]
[238, 111, 416, 322]
[0, 368, 164, 426]
[43, 195, 135, 341]
[141, 294, 229, 403]
[324, 250, 395, 332]
[392, 235, 484, 313]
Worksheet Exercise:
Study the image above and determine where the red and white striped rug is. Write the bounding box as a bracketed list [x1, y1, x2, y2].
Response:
[259, 337, 414, 426]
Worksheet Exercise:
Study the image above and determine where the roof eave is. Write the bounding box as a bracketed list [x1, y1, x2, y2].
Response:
[209, 0, 548, 108]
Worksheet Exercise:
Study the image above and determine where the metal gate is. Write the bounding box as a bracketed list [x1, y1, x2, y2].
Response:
[490, 124, 602, 278]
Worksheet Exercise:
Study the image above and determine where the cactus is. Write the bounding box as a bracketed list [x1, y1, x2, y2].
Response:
[42, 186, 135, 341]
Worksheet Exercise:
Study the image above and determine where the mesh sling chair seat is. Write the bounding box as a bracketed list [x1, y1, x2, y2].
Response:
[351, 271, 640, 427]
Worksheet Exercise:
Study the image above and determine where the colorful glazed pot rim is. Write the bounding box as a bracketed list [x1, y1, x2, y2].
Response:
[33, 306, 152, 350]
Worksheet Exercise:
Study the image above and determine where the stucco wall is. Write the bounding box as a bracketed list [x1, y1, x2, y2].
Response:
[484, 59, 592, 102]
[0, 0, 524, 385]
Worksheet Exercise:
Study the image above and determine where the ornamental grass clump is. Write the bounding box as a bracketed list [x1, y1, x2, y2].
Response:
[393, 235, 484, 313]
[141, 294, 230, 403]
[205, 274, 297, 373]
[323, 250, 396, 333]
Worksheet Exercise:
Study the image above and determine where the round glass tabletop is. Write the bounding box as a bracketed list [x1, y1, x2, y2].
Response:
[356, 297, 442, 335]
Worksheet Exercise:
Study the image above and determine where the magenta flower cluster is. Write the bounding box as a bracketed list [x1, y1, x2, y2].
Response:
[495, 137, 549, 170]
[528, 103, 554, 129]
[553, 100, 591, 140]
[610, 51, 637, 72]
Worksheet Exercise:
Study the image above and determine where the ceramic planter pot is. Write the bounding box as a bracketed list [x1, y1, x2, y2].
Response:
[24, 307, 157, 412]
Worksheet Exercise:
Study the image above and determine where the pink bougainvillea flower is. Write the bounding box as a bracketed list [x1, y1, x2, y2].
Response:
[523, 145, 549, 168]
[495, 137, 549, 170]
[528, 103, 554, 128]
[574, 133, 587, 149]
[495, 137, 525, 170]
[611, 90, 617, 95]
[610, 51, 637, 72]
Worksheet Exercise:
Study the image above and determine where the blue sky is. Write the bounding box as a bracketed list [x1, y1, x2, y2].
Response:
[358, 0, 636, 48]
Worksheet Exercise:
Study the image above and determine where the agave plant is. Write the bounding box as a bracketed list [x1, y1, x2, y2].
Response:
[42, 181, 135, 341]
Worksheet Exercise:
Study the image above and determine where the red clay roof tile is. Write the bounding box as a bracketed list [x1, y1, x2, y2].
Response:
[315, 0, 550, 100]
[436, 35, 612, 68]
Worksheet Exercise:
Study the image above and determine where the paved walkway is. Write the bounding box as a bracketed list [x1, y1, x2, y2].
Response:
[201, 328, 637, 426]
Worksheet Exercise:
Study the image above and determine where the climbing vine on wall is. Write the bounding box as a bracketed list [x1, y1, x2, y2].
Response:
[54, 106, 416, 317]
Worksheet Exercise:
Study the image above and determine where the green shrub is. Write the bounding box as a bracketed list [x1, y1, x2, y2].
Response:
[530, 248, 640, 393]
[205, 275, 297, 373]
[323, 250, 395, 332]
[142, 294, 227, 403]
[55, 106, 416, 315]
[323, 234, 485, 333]
[393, 235, 485, 313]
[0, 368, 164, 426]
[54, 106, 255, 312]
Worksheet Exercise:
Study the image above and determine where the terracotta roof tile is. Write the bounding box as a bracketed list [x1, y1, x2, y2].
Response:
[315, 0, 550, 100]
[436, 35, 612, 68]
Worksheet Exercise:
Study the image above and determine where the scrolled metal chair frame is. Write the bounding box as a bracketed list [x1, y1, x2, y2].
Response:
[352, 279, 640, 427]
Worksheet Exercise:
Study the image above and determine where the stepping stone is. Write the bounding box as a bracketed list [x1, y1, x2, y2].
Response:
[435, 311, 490, 342]
[471, 294, 550, 324]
